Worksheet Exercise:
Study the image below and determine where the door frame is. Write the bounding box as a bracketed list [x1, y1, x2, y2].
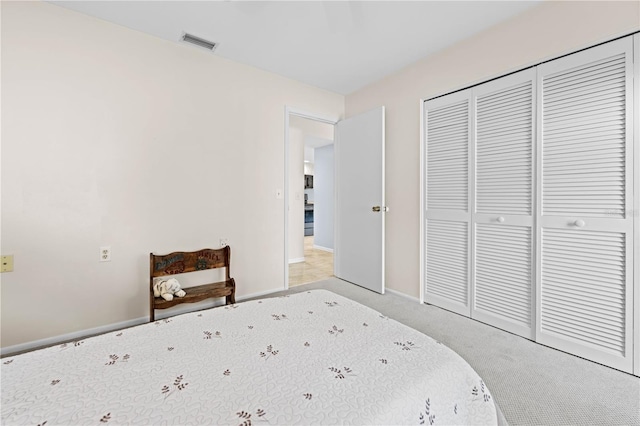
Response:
[633, 33, 639, 377]
[419, 99, 426, 304]
[283, 106, 339, 290]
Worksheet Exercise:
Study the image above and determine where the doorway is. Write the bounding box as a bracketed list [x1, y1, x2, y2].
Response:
[284, 106, 386, 294]
[284, 108, 337, 289]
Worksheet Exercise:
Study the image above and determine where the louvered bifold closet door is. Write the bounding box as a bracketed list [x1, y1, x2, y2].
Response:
[536, 38, 634, 372]
[425, 90, 472, 316]
[472, 69, 536, 339]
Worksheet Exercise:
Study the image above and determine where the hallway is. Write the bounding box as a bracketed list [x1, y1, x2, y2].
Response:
[289, 236, 333, 287]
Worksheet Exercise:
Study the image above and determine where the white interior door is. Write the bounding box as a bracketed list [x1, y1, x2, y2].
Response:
[335, 106, 385, 293]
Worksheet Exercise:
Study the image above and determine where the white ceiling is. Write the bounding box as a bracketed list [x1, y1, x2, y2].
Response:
[51, 1, 540, 95]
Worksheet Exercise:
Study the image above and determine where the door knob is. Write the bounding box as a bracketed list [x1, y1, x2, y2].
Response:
[372, 206, 381, 212]
[497, 216, 505, 223]
[574, 219, 586, 228]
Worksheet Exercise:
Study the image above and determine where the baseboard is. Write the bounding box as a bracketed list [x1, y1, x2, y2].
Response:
[313, 245, 334, 253]
[1, 316, 147, 357]
[236, 288, 282, 302]
[288, 257, 305, 264]
[0, 287, 284, 358]
[386, 288, 421, 304]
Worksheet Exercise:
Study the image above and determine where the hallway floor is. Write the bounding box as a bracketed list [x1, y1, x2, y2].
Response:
[289, 236, 333, 287]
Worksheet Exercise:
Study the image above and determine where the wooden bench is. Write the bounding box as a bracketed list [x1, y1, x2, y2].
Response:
[149, 246, 236, 322]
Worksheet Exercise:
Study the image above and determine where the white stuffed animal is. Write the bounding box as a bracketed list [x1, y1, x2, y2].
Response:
[153, 278, 186, 301]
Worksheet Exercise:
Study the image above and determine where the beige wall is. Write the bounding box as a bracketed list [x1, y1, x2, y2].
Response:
[0, 1, 344, 348]
[346, 1, 640, 298]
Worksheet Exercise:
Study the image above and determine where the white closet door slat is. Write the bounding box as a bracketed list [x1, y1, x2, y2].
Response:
[544, 54, 624, 85]
[541, 229, 626, 355]
[427, 99, 469, 211]
[426, 219, 469, 314]
[542, 52, 626, 218]
[476, 78, 533, 215]
[474, 223, 532, 335]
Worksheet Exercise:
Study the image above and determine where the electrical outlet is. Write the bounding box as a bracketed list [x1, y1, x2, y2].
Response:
[1, 255, 14, 273]
[100, 246, 111, 262]
[220, 238, 229, 248]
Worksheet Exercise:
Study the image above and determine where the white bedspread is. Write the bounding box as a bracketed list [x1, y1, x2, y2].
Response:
[2, 290, 498, 425]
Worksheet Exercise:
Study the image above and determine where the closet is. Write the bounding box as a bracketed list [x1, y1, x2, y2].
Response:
[423, 35, 638, 374]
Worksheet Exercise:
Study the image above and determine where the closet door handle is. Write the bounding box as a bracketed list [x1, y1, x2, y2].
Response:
[574, 219, 586, 228]
[497, 216, 505, 223]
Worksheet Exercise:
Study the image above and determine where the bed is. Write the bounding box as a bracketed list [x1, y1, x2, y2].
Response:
[2, 290, 503, 425]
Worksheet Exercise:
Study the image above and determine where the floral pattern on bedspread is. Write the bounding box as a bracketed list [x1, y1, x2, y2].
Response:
[1, 290, 498, 425]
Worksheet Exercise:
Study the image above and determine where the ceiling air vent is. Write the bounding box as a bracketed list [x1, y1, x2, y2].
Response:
[181, 32, 218, 52]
